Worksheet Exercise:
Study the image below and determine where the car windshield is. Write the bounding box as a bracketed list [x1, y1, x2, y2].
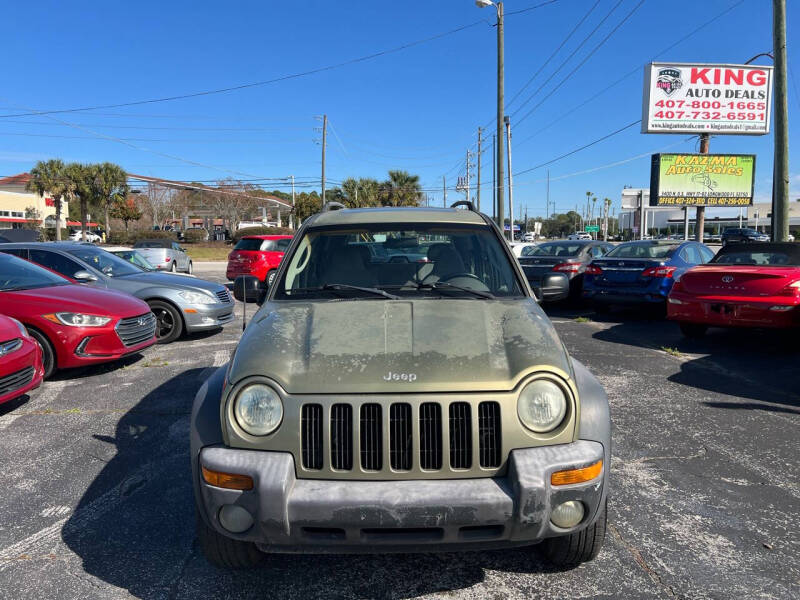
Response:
[712, 245, 800, 266]
[529, 242, 585, 257]
[605, 242, 677, 259]
[113, 250, 156, 271]
[274, 223, 523, 299]
[0, 253, 71, 291]
[64, 246, 144, 277]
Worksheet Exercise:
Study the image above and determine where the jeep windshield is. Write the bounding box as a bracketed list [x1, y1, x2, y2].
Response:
[274, 223, 524, 299]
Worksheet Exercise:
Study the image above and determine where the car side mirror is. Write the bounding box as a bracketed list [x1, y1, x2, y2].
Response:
[233, 275, 263, 303]
[73, 270, 98, 282]
[532, 272, 570, 303]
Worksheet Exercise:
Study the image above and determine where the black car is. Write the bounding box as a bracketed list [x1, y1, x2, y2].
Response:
[721, 228, 770, 244]
[518, 240, 614, 301]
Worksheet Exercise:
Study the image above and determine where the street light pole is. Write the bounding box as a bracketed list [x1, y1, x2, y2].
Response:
[476, 0, 504, 233]
[773, 0, 789, 241]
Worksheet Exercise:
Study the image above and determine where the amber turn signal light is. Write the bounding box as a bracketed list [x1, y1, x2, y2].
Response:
[551, 459, 603, 486]
[201, 466, 254, 490]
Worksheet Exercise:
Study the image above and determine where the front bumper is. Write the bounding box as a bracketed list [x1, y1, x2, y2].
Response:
[0, 338, 44, 404]
[197, 440, 605, 553]
[182, 302, 235, 332]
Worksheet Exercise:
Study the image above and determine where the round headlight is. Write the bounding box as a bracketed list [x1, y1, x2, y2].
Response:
[517, 379, 567, 433]
[233, 384, 283, 436]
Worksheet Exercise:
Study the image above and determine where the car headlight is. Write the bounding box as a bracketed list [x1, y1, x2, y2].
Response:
[178, 290, 216, 305]
[517, 379, 568, 433]
[44, 312, 112, 327]
[8, 317, 29, 338]
[233, 384, 283, 436]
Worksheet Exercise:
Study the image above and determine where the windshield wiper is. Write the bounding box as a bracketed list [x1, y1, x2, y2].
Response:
[415, 281, 495, 299]
[323, 283, 400, 299]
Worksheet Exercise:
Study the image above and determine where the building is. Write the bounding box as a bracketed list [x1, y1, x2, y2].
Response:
[0, 173, 67, 229]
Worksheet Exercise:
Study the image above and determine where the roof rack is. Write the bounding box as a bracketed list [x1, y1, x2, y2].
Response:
[450, 200, 476, 212]
[322, 201, 346, 212]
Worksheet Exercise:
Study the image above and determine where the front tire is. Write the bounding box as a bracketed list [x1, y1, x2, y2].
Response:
[679, 322, 707, 338]
[148, 300, 184, 344]
[196, 510, 263, 569]
[543, 499, 607, 568]
[266, 269, 277, 287]
[187, 261, 193, 275]
[170, 262, 177, 273]
[27, 328, 56, 379]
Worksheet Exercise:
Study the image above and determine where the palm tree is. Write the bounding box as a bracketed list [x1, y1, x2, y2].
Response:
[92, 162, 129, 236]
[585, 190, 593, 229]
[603, 197, 612, 240]
[382, 170, 421, 207]
[27, 159, 73, 240]
[64, 163, 93, 241]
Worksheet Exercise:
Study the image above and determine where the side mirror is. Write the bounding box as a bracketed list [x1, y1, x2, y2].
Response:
[73, 270, 98, 282]
[532, 272, 570, 303]
[233, 275, 263, 303]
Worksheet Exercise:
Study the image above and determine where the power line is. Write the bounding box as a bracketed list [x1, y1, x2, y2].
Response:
[505, 0, 562, 17]
[514, 119, 641, 177]
[515, 0, 645, 129]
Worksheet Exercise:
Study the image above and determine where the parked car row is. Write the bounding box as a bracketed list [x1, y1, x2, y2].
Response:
[0, 242, 237, 404]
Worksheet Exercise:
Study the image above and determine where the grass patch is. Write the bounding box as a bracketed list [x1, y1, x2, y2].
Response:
[184, 243, 232, 262]
[660, 346, 682, 357]
[574, 316, 591, 323]
[141, 359, 169, 368]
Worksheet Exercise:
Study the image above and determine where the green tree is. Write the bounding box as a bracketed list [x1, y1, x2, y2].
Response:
[27, 159, 74, 241]
[293, 191, 322, 223]
[91, 162, 129, 235]
[23, 206, 41, 229]
[381, 170, 421, 207]
[63, 163, 96, 241]
[341, 177, 381, 208]
[109, 194, 143, 232]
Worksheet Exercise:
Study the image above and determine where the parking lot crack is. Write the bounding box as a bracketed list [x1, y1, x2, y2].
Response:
[608, 523, 679, 598]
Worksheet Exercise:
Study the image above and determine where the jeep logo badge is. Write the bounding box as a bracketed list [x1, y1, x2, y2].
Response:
[721, 275, 734, 283]
[383, 371, 417, 383]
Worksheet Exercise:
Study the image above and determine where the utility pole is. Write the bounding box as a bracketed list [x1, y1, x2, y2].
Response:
[546, 169, 550, 219]
[476, 127, 483, 212]
[443, 176, 447, 207]
[321, 114, 327, 204]
[290, 175, 295, 229]
[504, 115, 514, 241]
[466, 150, 471, 204]
[695, 133, 709, 242]
[773, 0, 789, 241]
[497, 2, 505, 231]
[492, 134, 496, 219]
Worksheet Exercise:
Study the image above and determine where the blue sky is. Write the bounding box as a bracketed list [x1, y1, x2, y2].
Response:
[1, 0, 797, 218]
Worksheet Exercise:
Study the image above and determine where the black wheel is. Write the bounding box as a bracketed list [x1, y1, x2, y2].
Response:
[679, 322, 707, 338]
[188, 261, 193, 275]
[543, 499, 607, 568]
[196, 510, 263, 569]
[266, 270, 277, 287]
[170, 261, 177, 273]
[27, 328, 56, 379]
[148, 300, 184, 344]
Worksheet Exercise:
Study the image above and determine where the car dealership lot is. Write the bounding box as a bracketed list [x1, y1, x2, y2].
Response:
[0, 264, 797, 600]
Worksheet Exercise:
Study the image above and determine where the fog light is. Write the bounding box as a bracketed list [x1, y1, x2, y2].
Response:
[218, 505, 254, 533]
[550, 500, 585, 529]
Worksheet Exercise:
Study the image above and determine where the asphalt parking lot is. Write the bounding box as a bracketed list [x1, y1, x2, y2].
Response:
[0, 263, 798, 600]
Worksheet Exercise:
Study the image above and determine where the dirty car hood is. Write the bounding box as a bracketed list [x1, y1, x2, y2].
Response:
[229, 299, 571, 394]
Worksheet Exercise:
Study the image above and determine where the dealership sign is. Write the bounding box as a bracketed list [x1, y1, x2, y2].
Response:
[649, 153, 755, 207]
[642, 62, 773, 135]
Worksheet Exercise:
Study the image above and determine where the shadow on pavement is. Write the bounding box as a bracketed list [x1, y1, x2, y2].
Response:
[61, 368, 556, 599]
[0, 393, 30, 417]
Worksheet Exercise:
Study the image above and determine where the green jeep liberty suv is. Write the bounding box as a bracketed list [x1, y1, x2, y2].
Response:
[191, 203, 610, 568]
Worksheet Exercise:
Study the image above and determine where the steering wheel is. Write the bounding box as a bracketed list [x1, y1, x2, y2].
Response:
[437, 273, 491, 291]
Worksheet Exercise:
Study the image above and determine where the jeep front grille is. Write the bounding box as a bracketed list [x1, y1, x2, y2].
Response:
[478, 401, 502, 468]
[300, 400, 502, 475]
[449, 402, 472, 469]
[301, 404, 323, 470]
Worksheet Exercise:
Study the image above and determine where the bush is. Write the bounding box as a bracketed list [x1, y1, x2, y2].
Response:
[41, 227, 70, 241]
[232, 226, 293, 243]
[183, 229, 208, 243]
[106, 231, 130, 245]
[127, 230, 176, 244]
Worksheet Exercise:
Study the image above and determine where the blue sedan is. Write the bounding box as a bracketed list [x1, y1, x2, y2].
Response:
[582, 240, 715, 309]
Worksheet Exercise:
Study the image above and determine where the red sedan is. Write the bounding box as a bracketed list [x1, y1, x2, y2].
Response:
[226, 235, 292, 286]
[0, 314, 44, 405]
[668, 242, 800, 337]
[0, 252, 157, 378]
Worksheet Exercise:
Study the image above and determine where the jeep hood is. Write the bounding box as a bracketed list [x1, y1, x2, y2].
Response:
[228, 299, 571, 394]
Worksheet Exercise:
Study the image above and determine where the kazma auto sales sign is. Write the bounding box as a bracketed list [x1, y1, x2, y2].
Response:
[642, 62, 773, 135]
[649, 153, 756, 207]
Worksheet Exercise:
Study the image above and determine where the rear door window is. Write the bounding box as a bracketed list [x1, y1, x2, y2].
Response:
[28, 250, 85, 279]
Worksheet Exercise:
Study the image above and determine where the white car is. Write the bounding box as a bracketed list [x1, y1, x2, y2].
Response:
[68, 230, 101, 243]
[567, 232, 592, 240]
[509, 242, 538, 257]
[521, 232, 536, 242]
